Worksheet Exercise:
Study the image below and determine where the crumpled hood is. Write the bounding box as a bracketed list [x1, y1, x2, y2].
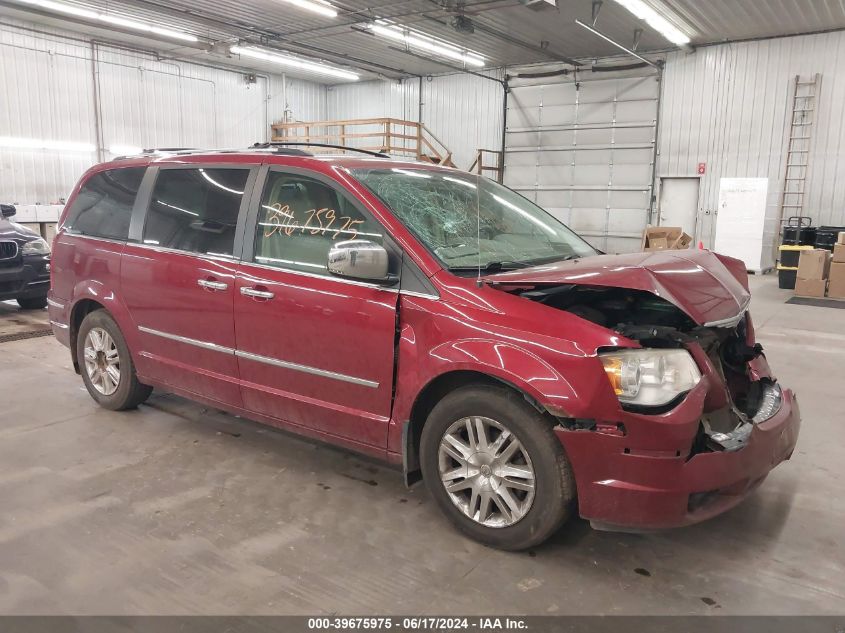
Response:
[485, 249, 751, 327]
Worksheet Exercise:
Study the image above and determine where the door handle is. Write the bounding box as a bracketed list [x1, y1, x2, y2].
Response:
[240, 286, 275, 300]
[197, 279, 228, 291]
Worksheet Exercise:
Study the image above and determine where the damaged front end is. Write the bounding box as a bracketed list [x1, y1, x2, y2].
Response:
[520, 282, 783, 455]
[484, 250, 800, 529]
[504, 280, 798, 530]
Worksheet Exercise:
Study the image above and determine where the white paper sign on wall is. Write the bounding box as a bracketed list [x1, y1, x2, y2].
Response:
[714, 178, 771, 272]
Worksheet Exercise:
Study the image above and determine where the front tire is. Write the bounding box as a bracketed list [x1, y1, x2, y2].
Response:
[420, 384, 576, 550]
[17, 296, 48, 310]
[77, 310, 152, 410]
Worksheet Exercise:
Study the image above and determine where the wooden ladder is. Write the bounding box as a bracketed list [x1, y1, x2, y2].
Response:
[776, 73, 821, 238]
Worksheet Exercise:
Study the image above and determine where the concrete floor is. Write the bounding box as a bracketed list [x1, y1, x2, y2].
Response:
[0, 276, 842, 615]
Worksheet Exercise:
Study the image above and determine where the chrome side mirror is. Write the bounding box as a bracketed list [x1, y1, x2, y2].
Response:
[328, 239, 397, 285]
[0, 204, 16, 218]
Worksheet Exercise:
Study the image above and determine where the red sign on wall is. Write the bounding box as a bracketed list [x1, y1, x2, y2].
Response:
[697, 162, 706, 175]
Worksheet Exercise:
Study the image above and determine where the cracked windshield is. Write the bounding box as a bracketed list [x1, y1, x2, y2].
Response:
[351, 168, 598, 273]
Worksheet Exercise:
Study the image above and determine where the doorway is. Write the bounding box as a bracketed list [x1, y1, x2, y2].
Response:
[658, 177, 700, 238]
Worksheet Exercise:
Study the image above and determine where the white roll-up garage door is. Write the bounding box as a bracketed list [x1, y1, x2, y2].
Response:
[504, 69, 660, 254]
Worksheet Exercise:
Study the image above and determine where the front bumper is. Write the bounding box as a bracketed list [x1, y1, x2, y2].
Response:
[0, 256, 50, 300]
[556, 379, 801, 531]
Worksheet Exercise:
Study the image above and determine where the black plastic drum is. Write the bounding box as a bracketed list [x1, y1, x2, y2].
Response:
[781, 216, 814, 245]
[815, 226, 845, 251]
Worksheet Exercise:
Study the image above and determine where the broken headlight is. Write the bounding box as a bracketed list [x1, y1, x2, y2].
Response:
[600, 349, 702, 407]
[752, 381, 782, 423]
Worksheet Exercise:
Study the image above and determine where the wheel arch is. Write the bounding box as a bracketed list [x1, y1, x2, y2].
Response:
[68, 282, 137, 374]
[402, 369, 563, 486]
[69, 298, 108, 374]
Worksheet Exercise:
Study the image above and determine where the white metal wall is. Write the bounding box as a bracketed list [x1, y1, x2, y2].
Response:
[0, 18, 327, 204]
[505, 68, 660, 254]
[658, 30, 845, 247]
[421, 70, 505, 171]
[326, 70, 504, 172]
[0, 20, 97, 205]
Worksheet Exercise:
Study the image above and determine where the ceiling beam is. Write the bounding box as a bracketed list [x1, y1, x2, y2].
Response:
[70, 0, 412, 77]
[423, 14, 581, 66]
[574, 19, 659, 67]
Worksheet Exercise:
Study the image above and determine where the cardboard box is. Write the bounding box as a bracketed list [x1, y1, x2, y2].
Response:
[838, 231, 845, 245]
[796, 249, 831, 280]
[834, 243, 845, 264]
[794, 278, 827, 297]
[641, 226, 693, 251]
[828, 262, 845, 299]
[41, 223, 58, 242]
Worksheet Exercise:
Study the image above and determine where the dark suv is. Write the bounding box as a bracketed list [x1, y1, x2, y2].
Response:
[0, 204, 52, 309]
[48, 146, 800, 550]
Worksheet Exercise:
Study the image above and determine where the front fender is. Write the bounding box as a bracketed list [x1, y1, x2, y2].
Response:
[424, 338, 577, 414]
[389, 330, 587, 457]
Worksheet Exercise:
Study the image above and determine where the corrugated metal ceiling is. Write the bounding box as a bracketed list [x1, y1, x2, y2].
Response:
[2, 0, 844, 82]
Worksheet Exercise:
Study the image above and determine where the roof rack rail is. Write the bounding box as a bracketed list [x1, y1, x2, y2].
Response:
[141, 147, 198, 153]
[252, 142, 390, 158]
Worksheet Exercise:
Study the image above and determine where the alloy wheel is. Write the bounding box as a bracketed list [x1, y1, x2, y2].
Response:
[437, 416, 536, 528]
[83, 327, 121, 396]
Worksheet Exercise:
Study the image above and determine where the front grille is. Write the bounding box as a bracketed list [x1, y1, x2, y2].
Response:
[0, 240, 19, 261]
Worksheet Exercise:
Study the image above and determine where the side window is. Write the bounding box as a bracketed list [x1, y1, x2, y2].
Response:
[64, 167, 145, 240]
[143, 168, 250, 257]
[254, 172, 384, 276]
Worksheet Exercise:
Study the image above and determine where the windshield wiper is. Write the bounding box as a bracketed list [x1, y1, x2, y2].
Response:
[448, 260, 534, 273]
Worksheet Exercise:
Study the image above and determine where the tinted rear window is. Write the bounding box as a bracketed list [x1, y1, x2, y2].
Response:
[65, 167, 145, 240]
[143, 168, 250, 257]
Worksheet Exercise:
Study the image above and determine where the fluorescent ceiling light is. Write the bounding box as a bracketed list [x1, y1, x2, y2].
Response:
[277, 0, 337, 18]
[369, 22, 485, 68]
[14, 0, 198, 42]
[0, 136, 95, 152]
[610, 0, 690, 45]
[230, 46, 359, 81]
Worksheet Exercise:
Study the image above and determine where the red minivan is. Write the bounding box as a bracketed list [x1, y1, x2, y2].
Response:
[48, 146, 800, 550]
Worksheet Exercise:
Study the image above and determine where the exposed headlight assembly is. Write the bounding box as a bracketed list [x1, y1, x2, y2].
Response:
[21, 237, 51, 255]
[599, 349, 702, 407]
[752, 381, 782, 423]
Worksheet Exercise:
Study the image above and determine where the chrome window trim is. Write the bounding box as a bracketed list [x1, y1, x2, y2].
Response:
[0, 240, 19, 260]
[138, 325, 235, 354]
[240, 259, 400, 293]
[62, 233, 126, 246]
[137, 325, 379, 388]
[703, 296, 751, 328]
[235, 350, 379, 389]
[127, 241, 238, 265]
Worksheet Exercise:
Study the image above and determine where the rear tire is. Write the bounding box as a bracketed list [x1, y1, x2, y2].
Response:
[77, 310, 152, 410]
[420, 384, 576, 550]
[17, 296, 47, 310]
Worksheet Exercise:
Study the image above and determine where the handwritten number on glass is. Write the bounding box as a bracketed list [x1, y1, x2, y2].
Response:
[264, 204, 362, 241]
